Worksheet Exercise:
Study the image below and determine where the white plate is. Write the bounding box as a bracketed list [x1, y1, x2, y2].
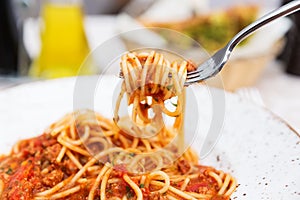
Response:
[0, 76, 299, 199]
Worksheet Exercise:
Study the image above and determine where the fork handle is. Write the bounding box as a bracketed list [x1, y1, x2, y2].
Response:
[228, 0, 300, 51]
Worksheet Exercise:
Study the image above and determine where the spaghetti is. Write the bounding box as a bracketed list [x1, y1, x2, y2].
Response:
[115, 51, 193, 152]
[0, 51, 237, 199]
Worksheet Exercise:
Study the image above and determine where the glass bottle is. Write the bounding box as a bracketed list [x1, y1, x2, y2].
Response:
[30, 0, 93, 78]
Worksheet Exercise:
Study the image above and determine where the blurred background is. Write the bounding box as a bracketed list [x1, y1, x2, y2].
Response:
[0, 0, 299, 130]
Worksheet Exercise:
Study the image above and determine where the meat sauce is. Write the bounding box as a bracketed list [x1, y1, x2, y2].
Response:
[0, 134, 228, 200]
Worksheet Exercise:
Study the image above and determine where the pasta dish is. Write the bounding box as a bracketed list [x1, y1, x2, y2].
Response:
[0, 51, 236, 199]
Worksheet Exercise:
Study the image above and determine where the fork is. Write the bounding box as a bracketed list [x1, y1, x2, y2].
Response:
[185, 0, 300, 86]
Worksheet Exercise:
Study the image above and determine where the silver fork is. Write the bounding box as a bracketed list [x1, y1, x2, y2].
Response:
[185, 0, 300, 86]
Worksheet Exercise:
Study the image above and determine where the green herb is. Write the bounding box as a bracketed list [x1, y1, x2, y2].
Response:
[129, 152, 135, 157]
[106, 188, 113, 194]
[127, 190, 134, 198]
[139, 184, 145, 188]
[126, 185, 131, 193]
[111, 157, 115, 166]
[126, 185, 134, 198]
[6, 168, 13, 175]
[166, 84, 173, 91]
[171, 102, 177, 107]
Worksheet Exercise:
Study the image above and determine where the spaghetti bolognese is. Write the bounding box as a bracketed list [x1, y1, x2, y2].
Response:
[0, 51, 236, 199]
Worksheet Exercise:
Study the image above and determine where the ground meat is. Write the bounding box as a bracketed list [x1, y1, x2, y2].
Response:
[147, 192, 168, 200]
[61, 158, 78, 175]
[43, 143, 62, 163]
[42, 169, 64, 187]
[107, 182, 126, 198]
[187, 61, 197, 72]
[177, 159, 191, 174]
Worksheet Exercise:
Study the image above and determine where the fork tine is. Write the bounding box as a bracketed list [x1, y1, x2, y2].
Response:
[187, 68, 204, 76]
[184, 75, 203, 85]
[187, 70, 202, 79]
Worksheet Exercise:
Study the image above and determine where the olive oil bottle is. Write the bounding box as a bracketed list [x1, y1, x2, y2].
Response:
[30, 0, 93, 78]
